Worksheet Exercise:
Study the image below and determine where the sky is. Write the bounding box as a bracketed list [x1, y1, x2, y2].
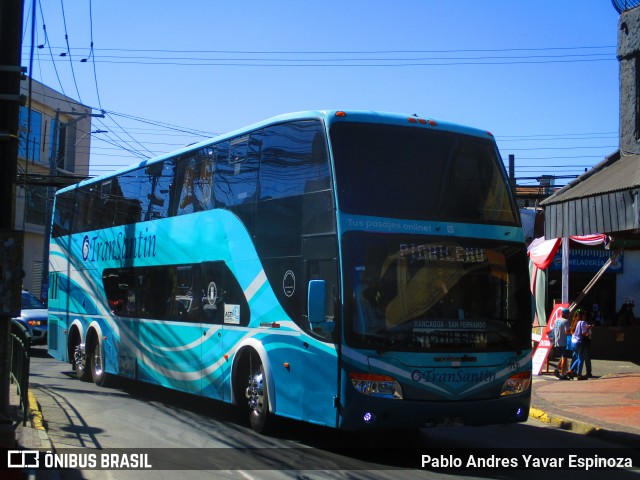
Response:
[21, 0, 622, 187]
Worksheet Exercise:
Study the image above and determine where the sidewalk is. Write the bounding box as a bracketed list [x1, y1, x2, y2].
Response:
[531, 358, 640, 446]
[7, 359, 640, 452]
[10, 388, 54, 452]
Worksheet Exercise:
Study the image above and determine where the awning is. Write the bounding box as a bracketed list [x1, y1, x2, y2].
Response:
[540, 150, 640, 238]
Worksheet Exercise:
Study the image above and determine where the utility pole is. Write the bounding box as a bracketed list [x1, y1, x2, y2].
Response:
[0, 0, 25, 447]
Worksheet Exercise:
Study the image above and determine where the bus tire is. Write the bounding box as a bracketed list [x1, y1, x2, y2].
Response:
[90, 340, 111, 387]
[74, 343, 91, 382]
[246, 363, 273, 434]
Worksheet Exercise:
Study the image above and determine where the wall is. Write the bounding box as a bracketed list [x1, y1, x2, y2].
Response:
[618, 6, 640, 153]
[616, 249, 640, 310]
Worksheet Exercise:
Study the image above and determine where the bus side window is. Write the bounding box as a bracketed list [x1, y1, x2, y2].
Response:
[114, 171, 143, 225]
[94, 180, 115, 229]
[259, 120, 329, 201]
[75, 187, 97, 233]
[176, 149, 215, 216]
[214, 136, 259, 208]
[52, 194, 73, 238]
[175, 265, 204, 322]
[143, 162, 171, 221]
[103, 268, 135, 317]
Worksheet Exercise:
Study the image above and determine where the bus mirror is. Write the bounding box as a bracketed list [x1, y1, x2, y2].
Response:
[308, 280, 326, 324]
[308, 280, 333, 332]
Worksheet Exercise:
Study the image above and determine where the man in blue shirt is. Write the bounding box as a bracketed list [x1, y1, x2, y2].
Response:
[553, 308, 572, 380]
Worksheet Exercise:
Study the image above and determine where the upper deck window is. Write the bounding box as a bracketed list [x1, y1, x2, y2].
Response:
[330, 123, 517, 224]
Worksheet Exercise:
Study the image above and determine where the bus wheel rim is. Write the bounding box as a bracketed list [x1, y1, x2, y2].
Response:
[93, 343, 103, 376]
[246, 370, 265, 413]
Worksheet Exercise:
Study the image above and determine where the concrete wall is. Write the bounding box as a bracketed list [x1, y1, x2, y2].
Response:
[616, 250, 640, 310]
[618, 7, 640, 152]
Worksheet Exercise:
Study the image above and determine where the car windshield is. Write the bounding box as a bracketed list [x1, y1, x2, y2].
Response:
[22, 292, 45, 309]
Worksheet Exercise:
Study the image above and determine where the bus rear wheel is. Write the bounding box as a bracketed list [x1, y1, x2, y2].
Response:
[90, 341, 111, 387]
[246, 363, 273, 434]
[74, 343, 91, 382]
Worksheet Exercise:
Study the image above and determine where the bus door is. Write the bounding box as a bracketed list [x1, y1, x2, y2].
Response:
[200, 261, 248, 401]
[47, 270, 65, 358]
[301, 236, 340, 427]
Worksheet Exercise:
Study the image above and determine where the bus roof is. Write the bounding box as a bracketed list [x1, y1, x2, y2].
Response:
[57, 110, 496, 195]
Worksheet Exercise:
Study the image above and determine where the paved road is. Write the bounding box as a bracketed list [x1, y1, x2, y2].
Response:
[26, 347, 640, 479]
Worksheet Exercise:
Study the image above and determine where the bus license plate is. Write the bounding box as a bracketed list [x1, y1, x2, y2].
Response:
[433, 416, 464, 427]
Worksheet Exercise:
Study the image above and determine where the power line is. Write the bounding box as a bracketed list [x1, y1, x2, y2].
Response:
[58, 0, 82, 102]
[25, 52, 617, 63]
[23, 44, 617, 67]
[497, 135, 616, 143]
[505, 145, 617, 151]
[34, 0, 68, 101]
[497, 131, 617, 138]
[22, 45, 618, 54]
[84, 0, 104, 111]
[27, 57, 617, 68]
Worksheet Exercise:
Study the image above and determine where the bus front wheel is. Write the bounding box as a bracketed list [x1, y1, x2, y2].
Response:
[246, 363, 272, 434]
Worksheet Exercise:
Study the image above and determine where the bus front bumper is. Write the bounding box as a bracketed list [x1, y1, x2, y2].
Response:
[337, 390, 531, 431]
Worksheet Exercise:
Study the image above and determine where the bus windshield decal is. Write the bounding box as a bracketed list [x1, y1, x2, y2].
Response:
[414, 319, 487, 329]
[340, 213, 524, 243]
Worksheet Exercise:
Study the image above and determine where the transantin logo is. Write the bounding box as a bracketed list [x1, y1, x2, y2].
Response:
[82, 235, 91, 261]
[7, 450, 40, 469]
[412, 368, 496, 384]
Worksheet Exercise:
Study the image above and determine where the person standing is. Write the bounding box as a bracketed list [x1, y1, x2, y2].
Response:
[553, 308, 572, 380]
[568, 309, 591, 380]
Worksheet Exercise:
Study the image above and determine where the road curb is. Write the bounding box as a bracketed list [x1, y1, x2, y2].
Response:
[530, 405, 640, 447]
[530, 406, 601, 434]
[28, 390, 46, 432]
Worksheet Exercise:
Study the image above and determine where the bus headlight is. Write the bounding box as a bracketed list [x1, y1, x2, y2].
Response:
[500, 372, 531, 396]
[349, 372, 403, 399]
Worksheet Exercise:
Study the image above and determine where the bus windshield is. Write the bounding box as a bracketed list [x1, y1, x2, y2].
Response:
[344, 233, 531, 353]
[330, 122, 517, 224]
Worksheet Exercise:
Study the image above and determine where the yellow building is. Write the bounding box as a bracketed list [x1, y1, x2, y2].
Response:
[17, 78, 93, 299]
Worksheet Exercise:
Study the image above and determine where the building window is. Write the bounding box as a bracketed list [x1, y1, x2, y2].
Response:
[25, 186, 47, 226]
[18, 107, 42, 163]
[55, 122, 67, 170]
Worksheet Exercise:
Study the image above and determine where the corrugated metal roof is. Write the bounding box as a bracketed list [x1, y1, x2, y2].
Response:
[541, 150, 640, 205]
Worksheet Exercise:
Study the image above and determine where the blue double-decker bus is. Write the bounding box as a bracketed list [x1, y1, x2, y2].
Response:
[48, 110, 532, 433]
